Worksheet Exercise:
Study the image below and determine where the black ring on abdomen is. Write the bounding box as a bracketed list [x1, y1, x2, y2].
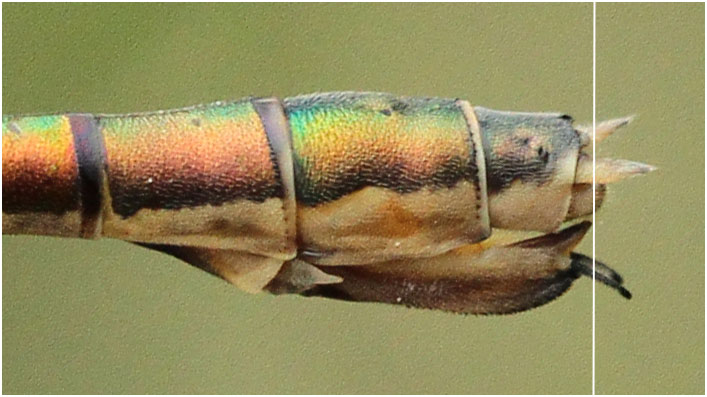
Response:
[69, 114, 106, 238]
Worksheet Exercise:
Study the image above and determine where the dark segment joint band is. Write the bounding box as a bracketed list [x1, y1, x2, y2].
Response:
[69, 114, 106, 238]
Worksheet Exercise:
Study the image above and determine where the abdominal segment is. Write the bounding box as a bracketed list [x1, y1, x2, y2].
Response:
[286, 93, 491, 265]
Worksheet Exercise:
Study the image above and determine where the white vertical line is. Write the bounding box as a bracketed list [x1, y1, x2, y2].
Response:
[592, 2, 597, 396]
[0, 4, 4, 379]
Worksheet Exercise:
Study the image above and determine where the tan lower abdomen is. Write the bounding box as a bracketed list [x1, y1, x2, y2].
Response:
[298, 181, 490, 266]
[101, 197, 295, 260]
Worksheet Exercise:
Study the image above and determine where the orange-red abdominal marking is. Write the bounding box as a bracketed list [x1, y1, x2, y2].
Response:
[1, 92, 653, 314]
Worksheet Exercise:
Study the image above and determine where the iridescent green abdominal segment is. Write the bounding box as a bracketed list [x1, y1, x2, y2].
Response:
[287, 93, 484, 205]
[2, 92, 653, 314]
[286, 93, 489, 266]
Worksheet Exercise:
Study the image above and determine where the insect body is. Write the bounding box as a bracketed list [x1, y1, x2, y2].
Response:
[2, 92, 654, 314]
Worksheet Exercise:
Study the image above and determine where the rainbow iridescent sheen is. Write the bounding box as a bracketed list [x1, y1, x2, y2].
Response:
[2, 114, 80, 214]
[99, 100, 283, 217]
[284, 92, 479, 206]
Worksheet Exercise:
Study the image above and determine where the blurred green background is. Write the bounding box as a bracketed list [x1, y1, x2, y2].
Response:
[596, 4, 704, 394]
[2, 3, 702, 394]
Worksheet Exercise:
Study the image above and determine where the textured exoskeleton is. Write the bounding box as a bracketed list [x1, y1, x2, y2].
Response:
[2, 92, 654, 314]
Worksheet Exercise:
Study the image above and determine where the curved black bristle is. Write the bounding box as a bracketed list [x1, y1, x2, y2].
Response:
[570, 252, 631, 299]
[617, 286, 632, 300]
